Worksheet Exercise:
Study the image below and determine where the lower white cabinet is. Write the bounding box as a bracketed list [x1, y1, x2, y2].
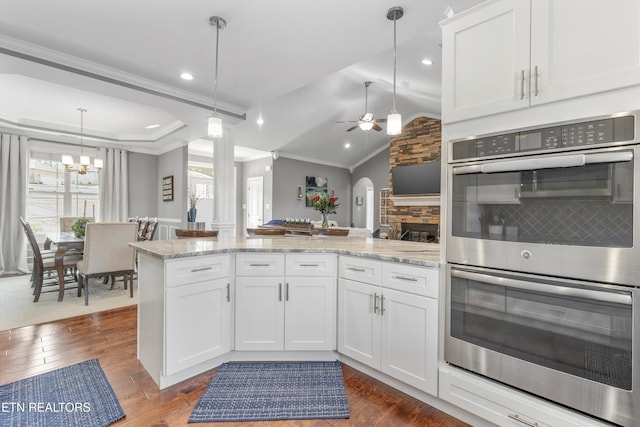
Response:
[165, 277, 231, 375]
[338, 256, 439, 395]
[235, 253, 336, 351]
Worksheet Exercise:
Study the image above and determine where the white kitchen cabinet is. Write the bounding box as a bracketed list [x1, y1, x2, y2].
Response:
[442, 0, 640, 123]
[137, 253, 232, 389]
[165, 277, 231, 375]
[235, 253, 336, 351]
[337, 256, 439, 395]
[439, 364, 608, 427]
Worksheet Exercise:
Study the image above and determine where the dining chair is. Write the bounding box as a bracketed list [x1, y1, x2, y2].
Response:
[137, 217, 150, 241]
[19, 217, 57, 283]
[19, 218, 82, 302]
[76, 222, 138, 305]
[142, 217, 158, 241]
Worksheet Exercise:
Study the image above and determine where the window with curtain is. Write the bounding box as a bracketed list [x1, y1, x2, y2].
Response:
[27, 156, 100, 243]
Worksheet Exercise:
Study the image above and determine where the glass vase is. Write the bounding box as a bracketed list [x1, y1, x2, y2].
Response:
[321, 212, 329, 229]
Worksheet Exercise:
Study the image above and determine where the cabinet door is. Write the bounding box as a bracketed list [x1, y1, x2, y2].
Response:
[531, 0, 640, 106]
[380, 288, 438, 395]
[165, 278, 231, 375]
[337, 278, 381, 369]
[235, 276, 284, 351]
[284, 277, 336, 351]
[441, 0, 530, 122]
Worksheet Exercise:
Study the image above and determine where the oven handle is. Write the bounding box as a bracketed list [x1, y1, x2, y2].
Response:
[451, 269, 632, 305]
[452, 150, 633, 175]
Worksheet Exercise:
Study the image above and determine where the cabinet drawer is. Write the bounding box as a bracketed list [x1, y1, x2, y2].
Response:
[236, 253, 285, 276]
[382, 263, 438, 299]
[165, 255, 230, 288]
[338, 256, 381, 286]
[286, 253, 336, 277]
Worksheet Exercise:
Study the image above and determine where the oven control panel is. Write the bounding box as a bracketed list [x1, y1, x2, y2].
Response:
[451, 113, 635, 161]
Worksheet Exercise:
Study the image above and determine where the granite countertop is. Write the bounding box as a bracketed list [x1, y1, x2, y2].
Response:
[129, 236, 440, 268]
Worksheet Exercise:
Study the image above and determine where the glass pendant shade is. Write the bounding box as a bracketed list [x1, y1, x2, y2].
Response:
[80, 155, 91, 166]
[359, 121, 374, 131]
[208, 116, 223, 138]
[94, 158, 104, 170]
[386, 112, 402, 135]
[62, 154, 74, 170]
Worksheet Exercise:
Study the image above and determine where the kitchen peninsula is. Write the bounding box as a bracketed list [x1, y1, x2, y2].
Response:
[129, 235, 441, 396]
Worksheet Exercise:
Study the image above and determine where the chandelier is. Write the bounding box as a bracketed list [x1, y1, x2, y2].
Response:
[61, 108, 103, 175]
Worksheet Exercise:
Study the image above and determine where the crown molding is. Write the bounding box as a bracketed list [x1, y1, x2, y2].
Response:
[0, 35, 246, 120]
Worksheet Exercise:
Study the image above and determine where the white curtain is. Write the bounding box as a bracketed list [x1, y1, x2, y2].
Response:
[0, 133, 29, 275]
[98, 148, 129, 222]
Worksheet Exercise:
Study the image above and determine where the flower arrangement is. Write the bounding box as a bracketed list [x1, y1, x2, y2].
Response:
[311, 193, 339, 228]
[70, 217, 92, 238]
[188, 188, 201, 209]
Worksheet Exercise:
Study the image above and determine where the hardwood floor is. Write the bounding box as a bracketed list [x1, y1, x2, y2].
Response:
[0, 306, 470, 427]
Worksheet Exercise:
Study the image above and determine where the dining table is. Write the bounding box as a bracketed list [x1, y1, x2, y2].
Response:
[45, 232, 85, 301]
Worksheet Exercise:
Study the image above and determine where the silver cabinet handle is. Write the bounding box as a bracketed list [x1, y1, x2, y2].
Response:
[394, 275, 418, 282]
[519, 69, 525, 100]
[380, 295, 385, 315]
[278, 283, 282, 301]
[226, 283, 230, 302]
[373, 293, 379, 314]
[250, 263, 270, 267]
[299, 263, 320, 267]
[508, 414, 538, 427]
[532, 65, 539, 96]
[285, 282, 289, 301]
[190, 266, 212, 272]
[347, 266, 366, 272]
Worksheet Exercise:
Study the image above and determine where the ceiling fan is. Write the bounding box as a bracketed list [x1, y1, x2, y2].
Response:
[337, 81, 386, 132]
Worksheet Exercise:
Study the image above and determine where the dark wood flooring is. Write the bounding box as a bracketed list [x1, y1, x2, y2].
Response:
[0, 306, 470, 426]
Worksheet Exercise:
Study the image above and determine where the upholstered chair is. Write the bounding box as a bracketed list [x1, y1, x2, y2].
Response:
[76, 222, 138, 305]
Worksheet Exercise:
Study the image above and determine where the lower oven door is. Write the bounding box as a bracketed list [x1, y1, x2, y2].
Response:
[445, 264, 638, 427]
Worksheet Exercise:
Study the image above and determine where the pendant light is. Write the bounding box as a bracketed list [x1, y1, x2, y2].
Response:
[62, 108, 103, 174]
[208, 16, 226, 138]
[386, 6, 404, 136]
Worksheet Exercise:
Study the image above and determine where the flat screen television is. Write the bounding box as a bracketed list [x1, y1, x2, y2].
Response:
[391, 162, 441, 195]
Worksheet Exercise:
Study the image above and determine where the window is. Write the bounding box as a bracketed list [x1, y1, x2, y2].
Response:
[27, 157, 100, 243]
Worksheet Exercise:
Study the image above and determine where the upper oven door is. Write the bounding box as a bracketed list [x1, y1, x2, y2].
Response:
[447, 145, 640, 285]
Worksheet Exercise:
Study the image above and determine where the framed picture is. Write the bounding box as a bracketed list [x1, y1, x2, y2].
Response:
[305, 176, 328, 207]
[162, 175, 174, 202]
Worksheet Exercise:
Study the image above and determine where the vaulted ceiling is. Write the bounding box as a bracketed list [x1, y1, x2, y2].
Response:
[0, 0, 483, 169]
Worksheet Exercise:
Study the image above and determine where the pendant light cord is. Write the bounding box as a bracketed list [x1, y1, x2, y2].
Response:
[392, 17, 397, 113]
[213, 22, 220, 115]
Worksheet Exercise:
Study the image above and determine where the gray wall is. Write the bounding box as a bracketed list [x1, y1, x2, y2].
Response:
[272, 157, 351, 226]
[128, 152, 159, 218]
[351, 147, 390, 230]
[158, 146, 187, 224]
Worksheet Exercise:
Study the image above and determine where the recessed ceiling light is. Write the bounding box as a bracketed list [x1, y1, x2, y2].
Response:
[256, 117, 264, 126]
[145, 124, 160, 129]
[421, 58, 433, 66]
[180, 72, 194, 80]
[344, 143, 351, 149]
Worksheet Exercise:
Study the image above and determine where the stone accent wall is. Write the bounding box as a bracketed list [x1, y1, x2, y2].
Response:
[388, 116, 441, 235]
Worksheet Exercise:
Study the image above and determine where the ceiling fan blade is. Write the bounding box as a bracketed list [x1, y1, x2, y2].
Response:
[376, 118, 387, 123]
[336, 120, 358, 124]
[372, 123, 383, 131]
[346, 124, 359, 132]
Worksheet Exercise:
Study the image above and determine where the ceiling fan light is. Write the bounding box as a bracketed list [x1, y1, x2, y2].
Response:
[208, 116, 223, 138]
[386, 112, 402, 135]
[359, 121, 375, 131]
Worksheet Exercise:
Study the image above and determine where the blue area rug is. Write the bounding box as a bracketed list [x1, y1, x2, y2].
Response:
[189, 361, 350, 422]
[0, 359, 125, 427]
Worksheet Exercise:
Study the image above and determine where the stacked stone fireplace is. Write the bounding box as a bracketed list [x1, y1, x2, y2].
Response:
[388, 116, 441, 241]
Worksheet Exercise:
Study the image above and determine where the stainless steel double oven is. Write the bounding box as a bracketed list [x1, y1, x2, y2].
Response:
[445, 112, 639, 426]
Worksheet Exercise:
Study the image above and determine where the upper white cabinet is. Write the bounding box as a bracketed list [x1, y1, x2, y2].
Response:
[441, 0, 640, 123]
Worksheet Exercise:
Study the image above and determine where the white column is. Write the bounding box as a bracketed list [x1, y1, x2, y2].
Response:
[211, 131, 236, 237]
